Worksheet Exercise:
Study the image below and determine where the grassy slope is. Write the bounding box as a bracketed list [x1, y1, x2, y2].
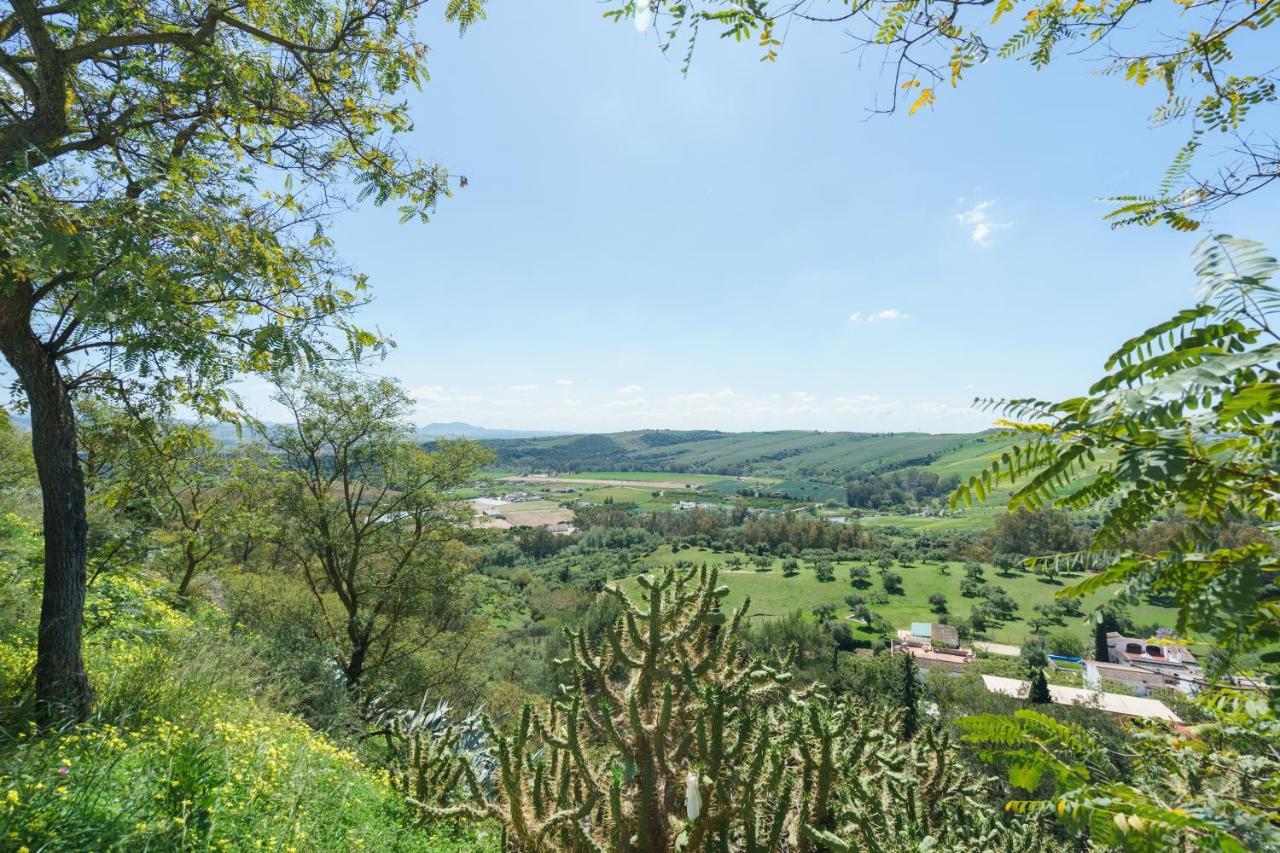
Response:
[623, 546, 1178, 647]
[0, 518, 493, 853]
[483, 430, 1001, 480]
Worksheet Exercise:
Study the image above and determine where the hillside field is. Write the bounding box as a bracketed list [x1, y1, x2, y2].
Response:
[477, 429, 1012, 481]
[620, 546, 1180, 648]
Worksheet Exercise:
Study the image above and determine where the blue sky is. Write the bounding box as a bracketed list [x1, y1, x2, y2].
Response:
[243, 4, 1270, 432]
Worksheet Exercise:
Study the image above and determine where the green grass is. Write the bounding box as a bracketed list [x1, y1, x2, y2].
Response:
[571, 485, 732, 513]
[624, 547, 1179, 648]
[770, 479, 846, 503]
[857, 504, 1008, 532]
[0, 536, 495, 852]
[545, 471, 729, 484]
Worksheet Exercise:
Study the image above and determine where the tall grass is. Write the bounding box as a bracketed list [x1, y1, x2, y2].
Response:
[0, 520, 495, 852]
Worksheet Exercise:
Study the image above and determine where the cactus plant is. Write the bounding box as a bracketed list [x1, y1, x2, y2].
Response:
[414, 566, 1049, 851]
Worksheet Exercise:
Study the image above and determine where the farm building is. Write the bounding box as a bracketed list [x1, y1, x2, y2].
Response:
[1105, 632, 1197, 671]
[981, 675, 1181, 723]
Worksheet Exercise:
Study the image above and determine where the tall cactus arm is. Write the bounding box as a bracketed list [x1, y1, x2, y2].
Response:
[535, 789, 601, 848]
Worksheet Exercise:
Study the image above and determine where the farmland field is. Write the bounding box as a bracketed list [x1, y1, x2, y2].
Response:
[481, 429, 1013, 480]
[621, 546, 1180, 647]
[857, 504, 1009, 532]
[500, 474, 720, 491]
[536, 470, 740, 484]
[496, 507, 575, 527]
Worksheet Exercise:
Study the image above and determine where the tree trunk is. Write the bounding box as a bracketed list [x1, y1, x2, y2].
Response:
[177, 538, 198, 597]
[0, 293, 93, 720]
[345, 621, 370, 690]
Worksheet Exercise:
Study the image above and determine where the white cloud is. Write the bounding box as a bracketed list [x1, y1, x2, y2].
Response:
[954, 199, 1013, 246]
[555, 379, 575, 386]
[850, 309, 910, 323]
[506, 383, 539, 392]
[870, 309, 908, 322]
[615, 384, 645, 396]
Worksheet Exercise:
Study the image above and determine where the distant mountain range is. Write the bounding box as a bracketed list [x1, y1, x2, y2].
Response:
[3, 413, 568, 443]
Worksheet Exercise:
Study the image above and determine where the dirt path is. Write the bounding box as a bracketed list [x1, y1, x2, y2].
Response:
[973, 640, 1021, 657]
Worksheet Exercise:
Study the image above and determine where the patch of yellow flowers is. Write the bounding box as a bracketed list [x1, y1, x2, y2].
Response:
[0, 570, 423, 851]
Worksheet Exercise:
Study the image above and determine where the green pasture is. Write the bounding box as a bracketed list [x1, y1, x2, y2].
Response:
[551, 471, 728, 484]
[623, 547, 1179, 647]
[857, 504, 1008, 532]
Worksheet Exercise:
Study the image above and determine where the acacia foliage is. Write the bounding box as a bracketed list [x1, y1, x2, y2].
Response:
[958, 698, 1280, 851]
[953, 235, 1279, 672]
[948, 235, 1279, 849]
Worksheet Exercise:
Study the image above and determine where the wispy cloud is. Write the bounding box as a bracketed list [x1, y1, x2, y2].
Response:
[850, 308, 910, 323]
[555, 379, 575, 386]
[506, 383, 539, 392]
[954, 199, 1012, 246]
[671, 388, 736, 403]
[615, 384, 645, 396]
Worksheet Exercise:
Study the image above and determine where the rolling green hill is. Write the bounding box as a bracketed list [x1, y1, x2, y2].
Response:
[475, 429, 1007, 481]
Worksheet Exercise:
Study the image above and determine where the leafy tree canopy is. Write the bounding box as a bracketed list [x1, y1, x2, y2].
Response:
[953, 235, 1279, 677]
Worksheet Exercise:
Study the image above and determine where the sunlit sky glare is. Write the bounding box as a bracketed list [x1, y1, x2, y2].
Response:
[79, 4, 1280, 432]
